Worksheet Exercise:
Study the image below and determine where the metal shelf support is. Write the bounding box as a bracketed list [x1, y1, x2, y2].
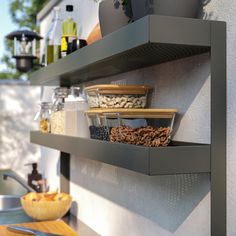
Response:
[210, 21, 226, 236]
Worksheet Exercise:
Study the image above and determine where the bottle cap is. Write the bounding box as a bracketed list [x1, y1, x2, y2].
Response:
[66, 5, 74, 12]
[54, 6, 60, 11]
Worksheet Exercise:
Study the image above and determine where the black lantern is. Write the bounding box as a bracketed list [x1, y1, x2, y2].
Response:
[6, 30, 42, 73]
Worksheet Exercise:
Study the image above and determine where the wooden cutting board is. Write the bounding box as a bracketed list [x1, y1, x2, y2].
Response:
[0, 220, 78, 236]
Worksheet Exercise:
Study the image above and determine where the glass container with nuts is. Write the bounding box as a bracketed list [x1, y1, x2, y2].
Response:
[86, 108, 178, 147]
[84, 85, 151, 109]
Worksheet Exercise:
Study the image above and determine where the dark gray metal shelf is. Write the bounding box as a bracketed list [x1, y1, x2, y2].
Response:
[30, 131, 210, 175]
[30, 15, 211, 86]
[30, 15, 226, 236]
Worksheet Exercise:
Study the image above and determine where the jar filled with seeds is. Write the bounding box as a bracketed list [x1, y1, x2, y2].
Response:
[86, 108, 178, 147]
[34, 102, 52, 133]
[86, 112, 110, 141]
[51, 87, 69, 134]
[84, 85, 151, 109]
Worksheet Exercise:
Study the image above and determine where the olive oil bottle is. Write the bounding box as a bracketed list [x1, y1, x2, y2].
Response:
[61, 5, 77, 58]
[46, 7, 62, 65]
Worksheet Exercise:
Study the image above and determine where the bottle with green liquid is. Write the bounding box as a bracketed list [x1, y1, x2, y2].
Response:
[46, 6, 62, 65]
[61, 5, 77, 57]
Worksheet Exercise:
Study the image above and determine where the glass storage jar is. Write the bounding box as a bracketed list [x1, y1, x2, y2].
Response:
[34, 102, 52, 133]
[64, 86, 90, 138]
[86, 108, 177, 147]
[84, 85, 151, 109]
[51, 87, 69, 134]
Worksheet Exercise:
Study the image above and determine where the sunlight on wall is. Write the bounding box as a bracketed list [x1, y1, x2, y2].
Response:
[0, 84, 41, 179]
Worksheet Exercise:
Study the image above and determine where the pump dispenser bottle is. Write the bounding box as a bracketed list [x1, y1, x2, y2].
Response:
[25, 163, 43, 192]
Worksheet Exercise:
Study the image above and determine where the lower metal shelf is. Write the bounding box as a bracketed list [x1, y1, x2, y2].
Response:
[30, 131, 210, 175]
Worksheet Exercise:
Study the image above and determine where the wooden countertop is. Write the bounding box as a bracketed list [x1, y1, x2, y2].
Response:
[0, 220, 78, 236]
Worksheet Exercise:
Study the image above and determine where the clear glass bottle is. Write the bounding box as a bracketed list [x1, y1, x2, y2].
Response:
[51, 87, 69, 134]
[46, 7, 62, 65]
[35, 102, 52, 133]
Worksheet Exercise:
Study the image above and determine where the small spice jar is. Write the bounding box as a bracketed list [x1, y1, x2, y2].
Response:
[35, 102, 52, 133]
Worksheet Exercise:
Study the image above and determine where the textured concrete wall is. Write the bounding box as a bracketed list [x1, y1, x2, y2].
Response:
[0, 84, 41, 179]
[70, 54, 211, 236]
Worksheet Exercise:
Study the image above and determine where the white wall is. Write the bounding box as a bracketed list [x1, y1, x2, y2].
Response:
[0, 84, 41, 179]
[39, 0, 236, 235]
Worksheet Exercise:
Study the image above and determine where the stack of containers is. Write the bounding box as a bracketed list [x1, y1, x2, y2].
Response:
[85, 85, 178, 147]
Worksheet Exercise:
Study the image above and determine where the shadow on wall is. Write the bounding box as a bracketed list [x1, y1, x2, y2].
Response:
[71, 157, 210, 233]
[199, 0, 216, 20]
[70, 52, 211, 232]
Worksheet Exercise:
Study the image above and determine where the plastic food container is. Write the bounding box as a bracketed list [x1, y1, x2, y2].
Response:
[86, 108, 177, 147]
[84, 85, 151, 109]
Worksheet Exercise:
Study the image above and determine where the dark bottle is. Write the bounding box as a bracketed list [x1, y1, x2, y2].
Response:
[25, 163, 43, 192]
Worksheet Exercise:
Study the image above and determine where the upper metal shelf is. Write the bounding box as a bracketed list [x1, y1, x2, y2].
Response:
[30, 15, 212, 86]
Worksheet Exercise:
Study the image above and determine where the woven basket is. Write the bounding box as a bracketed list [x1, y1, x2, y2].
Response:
[21, 195, 72, 221]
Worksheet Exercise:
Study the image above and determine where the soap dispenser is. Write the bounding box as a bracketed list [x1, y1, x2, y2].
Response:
[25, 163, 43, 192]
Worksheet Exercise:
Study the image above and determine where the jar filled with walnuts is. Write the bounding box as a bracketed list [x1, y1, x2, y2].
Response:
[35, 102, 52, 133]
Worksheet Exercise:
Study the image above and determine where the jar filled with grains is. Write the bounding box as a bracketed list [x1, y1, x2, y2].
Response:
[51, 87, 69, 134]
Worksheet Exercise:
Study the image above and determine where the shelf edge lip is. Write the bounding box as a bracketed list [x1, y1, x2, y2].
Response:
[149, 15, 211, 47]
[30, 131, 210, 148]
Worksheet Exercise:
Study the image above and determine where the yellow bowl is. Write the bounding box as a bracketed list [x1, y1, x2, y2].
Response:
[21, 194, 72, 221]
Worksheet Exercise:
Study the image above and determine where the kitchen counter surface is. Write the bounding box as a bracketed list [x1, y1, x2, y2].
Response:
[63, 214, 100, 236]
[0, 211, 100, 236]
[0, 169, 99, 235]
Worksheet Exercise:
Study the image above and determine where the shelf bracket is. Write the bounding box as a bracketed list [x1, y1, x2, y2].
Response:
[60, 152, 70, 193]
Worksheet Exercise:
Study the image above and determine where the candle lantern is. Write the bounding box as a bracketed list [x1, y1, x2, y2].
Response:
[6, 30, 42, 73]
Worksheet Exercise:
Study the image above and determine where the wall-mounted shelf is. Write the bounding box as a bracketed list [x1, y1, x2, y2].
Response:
[30, 131, 210, 176]
[30, 15, 226, 236]
[30, 15, 210, 86]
